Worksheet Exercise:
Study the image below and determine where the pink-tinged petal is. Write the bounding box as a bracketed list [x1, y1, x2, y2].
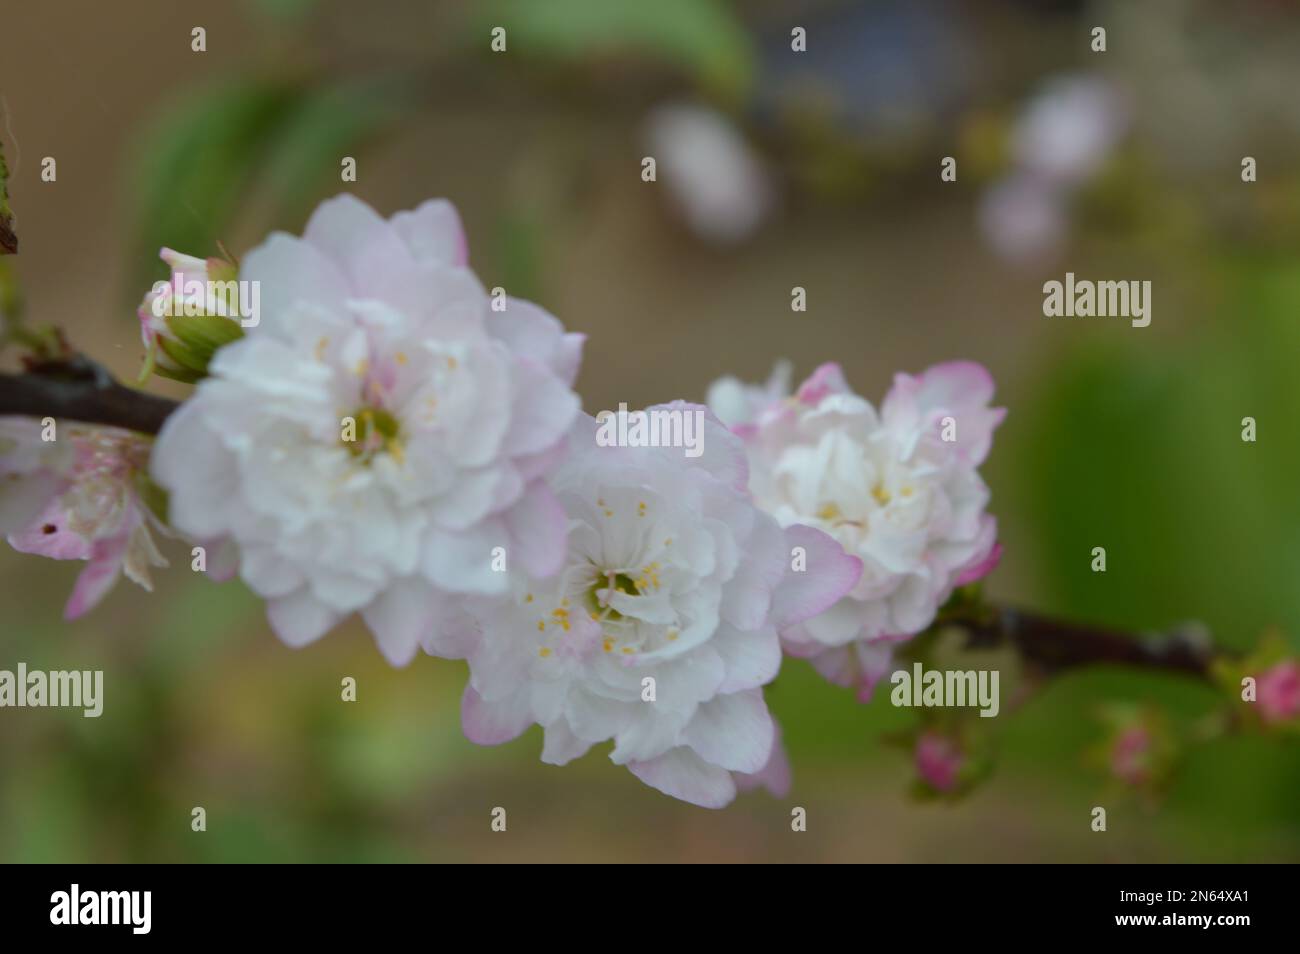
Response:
[719, 514, 786, 631]
[420, 599, 482, 660]
[360, 577, 437, 667]
[421, 521, 511, 595]
[887, 361, 1006, 465]
[541, 719, 593, 765]
[651, 402, 749, 493]
[853, 641, 897, 703]
[461, 684, 533, 746]
[389, 198, 469, 267]
[502, 356, 582, 458]
[771, 523, 863, 631]
[504, 481, 568, 579]
[202, 538, 240, 583]
[735, 720, 792, 797]
[302, 193, 412, 293]
[803, 643, 855, 686]
[628, 746, 738, 809]
[712, 622, 782, 693]
[801, 598, 866, 647]
[8, 500, 91, 560]
[512, 442, 567, 483]
[486, 299, 585, 386]
[795, 362, 848, 406]
[238, 233, 350, 337]
[266, 588, 342, 648]
[0, 473, 68, 537]
[681, 688, 774, 774]
[64, 539, 126, 620]
[955, 538, 1002, 587]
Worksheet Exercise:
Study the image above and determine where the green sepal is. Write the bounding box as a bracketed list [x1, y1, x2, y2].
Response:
[134, 471, 171, 526]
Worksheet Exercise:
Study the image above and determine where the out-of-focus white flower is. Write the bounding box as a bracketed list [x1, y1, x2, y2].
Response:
[8, 425, 167, 619]
[977, 174, 1066, 267]
[1011, 75, 1130, 187]
[152, 194, 584, 665]
[644, 103, 775, 245]
[980, 74, 1130, 267]
[440, 408, 860, 808]
[0, 416, 73, 534]
[709, 362, 1004, 700]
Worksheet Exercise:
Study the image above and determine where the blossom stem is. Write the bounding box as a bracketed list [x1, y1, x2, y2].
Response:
[0, 358, 179, 435]
[946, 605, 1217, 677]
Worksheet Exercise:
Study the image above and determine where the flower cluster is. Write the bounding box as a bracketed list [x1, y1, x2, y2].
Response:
[6, 423, 167, 619]
[1, 194, 1004, 807]
[708, 361, 1004, 701]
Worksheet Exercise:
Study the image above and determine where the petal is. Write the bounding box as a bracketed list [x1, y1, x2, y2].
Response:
[771, 523, 863, 631]
[462, 684, 533, 746]
[64, 541, 125, 620]
[266, 588, 342, 648]
[541, 719, 593, 765]
[502, 355, 581, 458]
[302, 193, 412, 294]
[713, 622, 782, 693]
[8, 499, 91, 560]
[681, 688, 775, 774]
[239, 233, 349, 337]
[422, 522, 511, 595]
[360, 577, 437, 667]
[503, 481, 568, 579]
[628, 746, 738, 809]
[486, 298, 584, 385]
[734, 720, 792, 797]
[389, 198, 469, 267]
[795, 362, 848, 405]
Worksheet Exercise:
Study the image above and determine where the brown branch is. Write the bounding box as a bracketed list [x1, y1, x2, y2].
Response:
[0, 139, 14, 255]
[0, 358, 179, 435]
[945, 606, 1217, 677]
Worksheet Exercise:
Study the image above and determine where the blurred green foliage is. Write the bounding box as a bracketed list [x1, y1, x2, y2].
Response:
[468, 0, 755, 99]
[1017, 258, 1300, 647]
[129, 75, 413, 300]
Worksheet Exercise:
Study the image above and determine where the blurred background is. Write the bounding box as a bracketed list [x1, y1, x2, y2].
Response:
[2, 0, 1300, 862]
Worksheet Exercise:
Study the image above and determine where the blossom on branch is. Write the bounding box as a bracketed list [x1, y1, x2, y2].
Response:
[151, 195, 583, 665]
[709, 361, 1004, 701]
[7, 425, 167, 619]
[439, 408, 861, 808]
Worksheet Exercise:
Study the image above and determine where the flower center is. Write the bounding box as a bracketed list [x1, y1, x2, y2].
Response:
[343, 406, 404, 464]
[587, 570, 641, 621]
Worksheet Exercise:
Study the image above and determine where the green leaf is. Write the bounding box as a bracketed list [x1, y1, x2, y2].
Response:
[252, 75, 416, 228]
[129, 79, 302, 302]
[467, 0, 755, 98]
[129, 75, 415, 310]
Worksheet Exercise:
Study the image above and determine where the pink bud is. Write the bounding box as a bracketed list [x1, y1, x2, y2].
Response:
[1109, 725, 1151, 787]
[915, 731, 964, 793]
[1257, 660, 1300, 724]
